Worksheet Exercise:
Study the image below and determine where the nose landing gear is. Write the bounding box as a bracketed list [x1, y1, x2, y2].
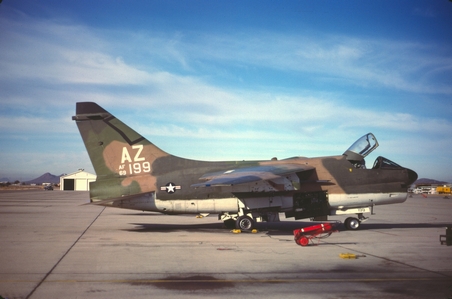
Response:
[344, 213, 368, 230]
[344, 217, 360, 230]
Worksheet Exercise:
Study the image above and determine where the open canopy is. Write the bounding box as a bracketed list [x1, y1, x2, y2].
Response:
[343, 133, 379, 161]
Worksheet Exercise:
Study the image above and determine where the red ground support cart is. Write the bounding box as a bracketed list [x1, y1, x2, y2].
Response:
[293, 222, 339, 246]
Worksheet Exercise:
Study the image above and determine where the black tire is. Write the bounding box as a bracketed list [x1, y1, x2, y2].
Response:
[344, 217, 360, 230]
[236, 215, 254, 231]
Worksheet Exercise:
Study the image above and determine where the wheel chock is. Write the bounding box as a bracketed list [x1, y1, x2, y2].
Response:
[339, 253, 366, 259]
[230, 229, 258, 234]
[340, 253, 356, 259]
[196, 213, 210, 218]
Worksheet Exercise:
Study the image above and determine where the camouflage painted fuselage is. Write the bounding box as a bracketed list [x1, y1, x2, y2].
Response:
[73, 102, 417, 228]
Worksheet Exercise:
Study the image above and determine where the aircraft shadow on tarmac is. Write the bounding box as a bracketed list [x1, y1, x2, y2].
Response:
[124, 222, 225, 233]
[122, 216, 334, 234]
[266, 222, 452, 235]
[360, 222, 452, 230]
[122, 217, 451, 235]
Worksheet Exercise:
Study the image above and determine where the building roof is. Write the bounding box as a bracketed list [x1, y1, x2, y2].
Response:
[60, 169, 96, 179]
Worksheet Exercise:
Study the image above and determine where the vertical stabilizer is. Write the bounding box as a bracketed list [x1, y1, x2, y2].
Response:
[72, 102, 169, 200]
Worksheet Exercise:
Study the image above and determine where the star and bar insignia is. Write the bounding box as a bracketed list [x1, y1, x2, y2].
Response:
[160, 182, 181, 193]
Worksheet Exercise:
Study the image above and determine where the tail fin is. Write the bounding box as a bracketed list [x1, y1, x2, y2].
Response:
[72, 102, 169, 200]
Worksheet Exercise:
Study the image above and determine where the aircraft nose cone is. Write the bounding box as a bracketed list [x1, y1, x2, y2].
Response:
[406, 168, 418, 185]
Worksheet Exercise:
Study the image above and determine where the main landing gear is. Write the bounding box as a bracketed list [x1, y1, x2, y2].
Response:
[236, 215, 255, 231]
[221, 214, 256, 231]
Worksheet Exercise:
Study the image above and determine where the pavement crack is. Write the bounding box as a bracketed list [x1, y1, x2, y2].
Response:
[25, 206, 106, 299]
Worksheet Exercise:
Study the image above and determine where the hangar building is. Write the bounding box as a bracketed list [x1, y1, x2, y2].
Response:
[60, 169, 96, 191]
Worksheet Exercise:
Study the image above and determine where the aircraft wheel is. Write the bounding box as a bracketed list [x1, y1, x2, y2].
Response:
[344, 217, 361, 230]
[236, 215, 254, 231]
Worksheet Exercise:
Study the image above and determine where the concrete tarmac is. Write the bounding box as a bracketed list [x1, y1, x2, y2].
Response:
[0, 190, 451, 299]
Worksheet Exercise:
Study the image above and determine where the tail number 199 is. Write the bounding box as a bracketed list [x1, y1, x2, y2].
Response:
[119, 145, 151, 175]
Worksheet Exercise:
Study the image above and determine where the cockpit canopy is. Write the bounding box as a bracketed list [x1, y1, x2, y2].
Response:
[343, 133, 379, 161]
[344, 133, 405, 171]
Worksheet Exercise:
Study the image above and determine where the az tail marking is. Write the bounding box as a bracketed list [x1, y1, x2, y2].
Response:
[121, 145, 145, 164]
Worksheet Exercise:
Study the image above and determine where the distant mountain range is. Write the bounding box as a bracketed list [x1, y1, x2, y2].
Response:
[24, 173, 62, 185]
[415, 178, 449, 185]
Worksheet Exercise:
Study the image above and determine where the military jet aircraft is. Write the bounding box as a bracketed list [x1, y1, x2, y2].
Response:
[73, 102, 417, 231]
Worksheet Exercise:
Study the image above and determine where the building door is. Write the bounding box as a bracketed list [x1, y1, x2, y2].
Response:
[63, 179, 75, 191]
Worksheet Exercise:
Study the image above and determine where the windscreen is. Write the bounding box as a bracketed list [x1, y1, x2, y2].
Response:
[372, 156, 403, 169]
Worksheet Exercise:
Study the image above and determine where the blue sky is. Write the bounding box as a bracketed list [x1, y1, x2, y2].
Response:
[1, 0, 451, 182]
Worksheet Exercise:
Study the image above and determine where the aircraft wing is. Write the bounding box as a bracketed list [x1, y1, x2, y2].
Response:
[191, 163, 315, 187]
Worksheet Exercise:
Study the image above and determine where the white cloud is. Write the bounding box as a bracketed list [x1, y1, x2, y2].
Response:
[0, 115, 74, 133]
[2, 12, 452, 105]
[0, 14, 152, 85]
[148, 31, 452, 95]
